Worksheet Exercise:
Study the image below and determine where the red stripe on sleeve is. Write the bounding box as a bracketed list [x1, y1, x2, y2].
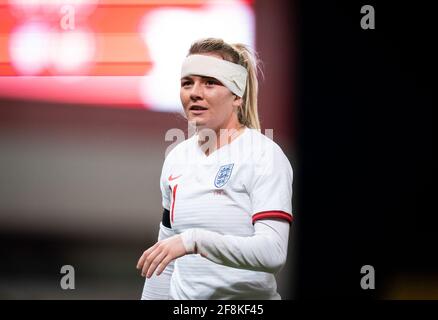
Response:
[252, 210, 293, 224]
[171, 184, 178, 223]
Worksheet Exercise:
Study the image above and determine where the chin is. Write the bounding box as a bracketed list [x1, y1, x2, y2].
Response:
[188, 117, 207, 127]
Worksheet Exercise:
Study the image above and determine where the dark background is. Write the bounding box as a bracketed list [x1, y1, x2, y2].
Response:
[294, 0, 436, 298]
[0, 0, 436, 300]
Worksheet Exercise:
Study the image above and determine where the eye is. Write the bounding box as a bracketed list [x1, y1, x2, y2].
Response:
[181, 80, 192, 87]
[205, 79, 219, 86]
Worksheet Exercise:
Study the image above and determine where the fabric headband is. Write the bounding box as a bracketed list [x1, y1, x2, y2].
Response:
[181, 54, 248, 97]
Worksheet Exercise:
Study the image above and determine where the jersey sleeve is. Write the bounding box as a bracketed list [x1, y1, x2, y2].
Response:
[249, 143, 293, 224]
[160, 157, 171, 211]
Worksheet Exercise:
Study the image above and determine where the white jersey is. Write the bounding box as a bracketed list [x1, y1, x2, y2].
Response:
[160, 127, 293, 299]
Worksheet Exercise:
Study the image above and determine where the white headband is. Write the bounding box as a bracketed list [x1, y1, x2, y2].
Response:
[181, 54, 248, 97]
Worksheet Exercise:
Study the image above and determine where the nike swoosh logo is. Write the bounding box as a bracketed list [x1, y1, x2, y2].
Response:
[168, 174, 182, 181]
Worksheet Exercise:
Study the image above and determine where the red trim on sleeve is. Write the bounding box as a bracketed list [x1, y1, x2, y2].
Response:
[252, 211, 293, 224]
[171, 184, 178, 223]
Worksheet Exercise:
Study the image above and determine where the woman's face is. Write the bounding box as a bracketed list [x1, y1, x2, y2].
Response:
[180, 53, 242, 132]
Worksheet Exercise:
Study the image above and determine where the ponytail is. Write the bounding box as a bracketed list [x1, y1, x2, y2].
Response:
[231, 43, 261, 130]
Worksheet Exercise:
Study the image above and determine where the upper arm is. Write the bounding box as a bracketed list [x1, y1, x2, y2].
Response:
[249, 144, 294, 225]
[160, 158, 171, 211]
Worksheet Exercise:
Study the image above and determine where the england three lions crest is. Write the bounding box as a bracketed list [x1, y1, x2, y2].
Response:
[214, 164, 234, 188]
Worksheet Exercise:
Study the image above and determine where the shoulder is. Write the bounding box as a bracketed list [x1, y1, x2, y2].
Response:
[244, 129, 292, 167]
[162, 133, 197, 168]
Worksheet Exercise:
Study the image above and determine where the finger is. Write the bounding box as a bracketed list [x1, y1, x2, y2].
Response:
[136, 242, 160, 269]
[141, 244, 164, 277]
[146, 251, 167, 278]
[137, 243, 159, 269]
[155, 256, 173, 276]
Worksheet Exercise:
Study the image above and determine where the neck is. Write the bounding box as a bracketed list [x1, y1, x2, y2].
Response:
[197, 122, 245, 156]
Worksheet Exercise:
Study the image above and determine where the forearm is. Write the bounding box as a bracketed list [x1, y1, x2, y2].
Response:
[180, 219, 290, 274]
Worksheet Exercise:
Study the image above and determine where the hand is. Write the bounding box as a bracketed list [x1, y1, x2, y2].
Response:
[136, 234, 187, 278]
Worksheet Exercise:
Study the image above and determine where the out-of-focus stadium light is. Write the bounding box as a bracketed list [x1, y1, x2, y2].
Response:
[9, 24, 95, 75]
[139, 1, 254, 112]
[0, 0, 255, 109]
[50, 30, 95, 74]
[9, 22, 51, 75]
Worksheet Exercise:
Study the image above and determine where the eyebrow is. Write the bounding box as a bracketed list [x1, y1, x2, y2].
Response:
[180, 76, 223, 85]
[181, 75, 218, 80]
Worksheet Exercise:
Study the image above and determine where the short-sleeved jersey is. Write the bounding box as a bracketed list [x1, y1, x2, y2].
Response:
[160, 127, 293, 299]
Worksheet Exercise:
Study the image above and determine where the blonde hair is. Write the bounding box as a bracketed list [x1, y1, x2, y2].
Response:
[188, 38, 262, 130]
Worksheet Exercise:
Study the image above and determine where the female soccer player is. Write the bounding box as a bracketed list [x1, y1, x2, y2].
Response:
[137, 38, 293, 300]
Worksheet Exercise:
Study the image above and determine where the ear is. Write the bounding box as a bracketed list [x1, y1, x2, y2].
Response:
[232, 95, 243, 108]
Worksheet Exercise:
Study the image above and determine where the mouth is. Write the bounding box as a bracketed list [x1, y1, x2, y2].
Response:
[189, 105, 208, 111]
[189, 105, 208, 115]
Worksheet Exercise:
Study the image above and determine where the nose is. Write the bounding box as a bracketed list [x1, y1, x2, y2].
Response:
[189, 81, 203, 101]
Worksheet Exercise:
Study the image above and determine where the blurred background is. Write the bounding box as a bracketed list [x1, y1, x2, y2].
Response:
[293, 0, 437, 299]
[0, 0, 297, 299]
[1, 0, 436, 301]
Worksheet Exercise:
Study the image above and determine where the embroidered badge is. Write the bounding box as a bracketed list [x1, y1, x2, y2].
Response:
[214, 163, 234, 188]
